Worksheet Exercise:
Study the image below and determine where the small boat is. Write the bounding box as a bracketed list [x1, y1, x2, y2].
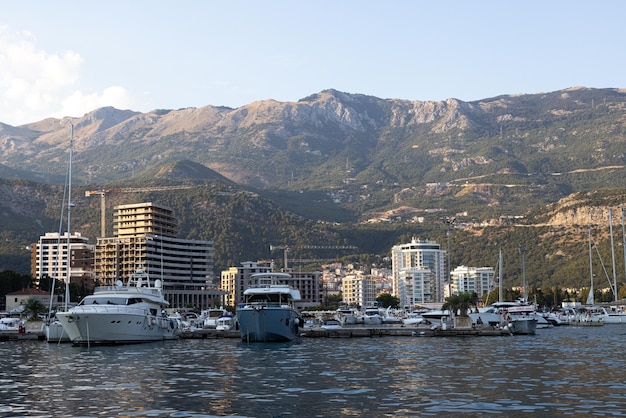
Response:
[215, 314, 236, 331]
[402, 312, 425, 326]
[0, 317, 24, 332]
[43, 313, 72, 343]
[202, 307, 230, 328]
[470, 301, 538, 334]
[499, 304, 538, 335]
[362, 306, 383, 325]
[336, 307, 359, 325]
[320, 318, 342, 330]
[421, 309, 451, 324]
[55, 267, 180, 345]
[598, 306, 626, 324]
[237, 272, 302, 342]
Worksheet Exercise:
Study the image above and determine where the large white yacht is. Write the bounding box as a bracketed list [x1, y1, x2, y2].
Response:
[55, 268, 179, 345]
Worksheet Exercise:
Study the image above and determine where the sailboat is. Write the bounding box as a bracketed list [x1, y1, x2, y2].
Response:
[594, 211, 626, 324]
[43, 122, 74, 343]
[470, 248, 538, 334]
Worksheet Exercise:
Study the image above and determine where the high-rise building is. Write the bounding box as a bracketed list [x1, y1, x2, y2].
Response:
[95, 202, 223, 309]
[342, 273, 377, 307]
[31, 232, 94, 289]
[391, 238, 446, 308]
[450, 265, 495, 298]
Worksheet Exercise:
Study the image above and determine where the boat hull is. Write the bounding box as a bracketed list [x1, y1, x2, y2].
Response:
[603, 314, 626, 324]
[237, 306, 301, 342]
[56, 308, 179, 345]
[44, 320, 72, 343]
[507, 318, 538, 335]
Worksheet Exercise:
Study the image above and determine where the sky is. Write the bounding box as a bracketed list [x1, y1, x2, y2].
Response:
[1, 1, 625, 126]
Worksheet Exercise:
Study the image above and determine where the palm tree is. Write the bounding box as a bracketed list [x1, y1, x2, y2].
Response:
[442, 292, 479, 329]
[23, 297, 47, 320]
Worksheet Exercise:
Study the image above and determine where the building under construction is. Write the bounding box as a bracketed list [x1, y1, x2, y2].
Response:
[95, 202, 224, 309]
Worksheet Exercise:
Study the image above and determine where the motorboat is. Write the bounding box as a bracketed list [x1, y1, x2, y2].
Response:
[420, 309, 451, 324]
[202, 307, 230, 328]
[599, 306, 626, 324]
[320, 318, 342, 330]
[55, 267, 180, 345]
[0, 317, 24, 332]
[237, 272, 302, 342]
[336, 307, 359, 325]
[470, 301, 538, 334]
[362, 306, 383, 325]
[215, 314, 236, 331]
[381, 307, 404, 324]
[402, 312, 425, 326]
[499, 304, 538, 335]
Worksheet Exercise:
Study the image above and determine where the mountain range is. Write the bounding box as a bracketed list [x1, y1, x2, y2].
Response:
[1, 87, 626, 291]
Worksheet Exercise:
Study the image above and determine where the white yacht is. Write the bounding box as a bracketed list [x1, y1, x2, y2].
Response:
[362, 306, 383, 325]
[237, 272, 302, 342]
[470, 301, 538, 334]
[203, 307, 230, 328]
[55, 268, 180, 345]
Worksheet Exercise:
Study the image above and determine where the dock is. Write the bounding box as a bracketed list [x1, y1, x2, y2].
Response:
[301, 325, 511, 338]
[0, 322, 46, 341]
[1, 323, 512, 342]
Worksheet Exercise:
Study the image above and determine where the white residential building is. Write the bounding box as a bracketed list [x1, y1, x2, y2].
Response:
[342, 273, 377, 307]
[391, 238, 446, 308]
[450, 265, 495, 298]
[31, 232, 94, 288]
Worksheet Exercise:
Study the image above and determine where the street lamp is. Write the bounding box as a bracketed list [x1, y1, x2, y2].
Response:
[443, 217, 456, 299]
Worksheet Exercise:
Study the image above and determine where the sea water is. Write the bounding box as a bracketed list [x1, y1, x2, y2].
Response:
[0, 325, 625, 417]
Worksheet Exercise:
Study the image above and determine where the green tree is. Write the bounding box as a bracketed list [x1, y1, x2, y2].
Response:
[376, 293, 400, 309]
[442, 292, 479, 317]
[23, 297, 47, 319]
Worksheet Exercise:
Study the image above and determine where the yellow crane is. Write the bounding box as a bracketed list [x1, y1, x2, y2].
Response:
[269, 244, 358, 269]
[85, 185, 196, 238]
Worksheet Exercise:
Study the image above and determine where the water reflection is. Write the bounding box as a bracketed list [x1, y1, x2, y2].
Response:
[0, 326, 625, 416]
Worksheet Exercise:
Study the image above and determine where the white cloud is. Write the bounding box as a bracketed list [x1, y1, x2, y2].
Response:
[0, 27, 134, 126]
[54, 86, 134, 119]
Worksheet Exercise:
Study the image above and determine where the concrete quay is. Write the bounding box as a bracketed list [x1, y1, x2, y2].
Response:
[179, 325, 512, 339]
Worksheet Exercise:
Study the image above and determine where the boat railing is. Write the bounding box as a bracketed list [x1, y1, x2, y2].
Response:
[94, 285, 162, 296]
[72, 305, 153, 316]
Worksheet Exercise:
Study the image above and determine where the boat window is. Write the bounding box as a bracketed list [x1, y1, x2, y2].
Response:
[83, 297, 127, 305]
[126, 298, 143, 305]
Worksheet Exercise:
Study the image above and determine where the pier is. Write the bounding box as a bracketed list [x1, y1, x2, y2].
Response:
[179, 325, 512, 339]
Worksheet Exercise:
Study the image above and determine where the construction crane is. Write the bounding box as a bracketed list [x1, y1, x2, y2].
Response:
[85, 190, 107, 237]
[269, 244, 358, 270]
[85, 185, 196, 238]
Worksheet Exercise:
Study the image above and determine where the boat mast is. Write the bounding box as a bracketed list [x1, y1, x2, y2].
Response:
[498, 249, 503, 303]
[587, 226, 594, 306]
[65, 122, 73, 310]
[519, 246, 527, 303]
[622, 206, 626, 279]
[609, 209, 618, 302]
